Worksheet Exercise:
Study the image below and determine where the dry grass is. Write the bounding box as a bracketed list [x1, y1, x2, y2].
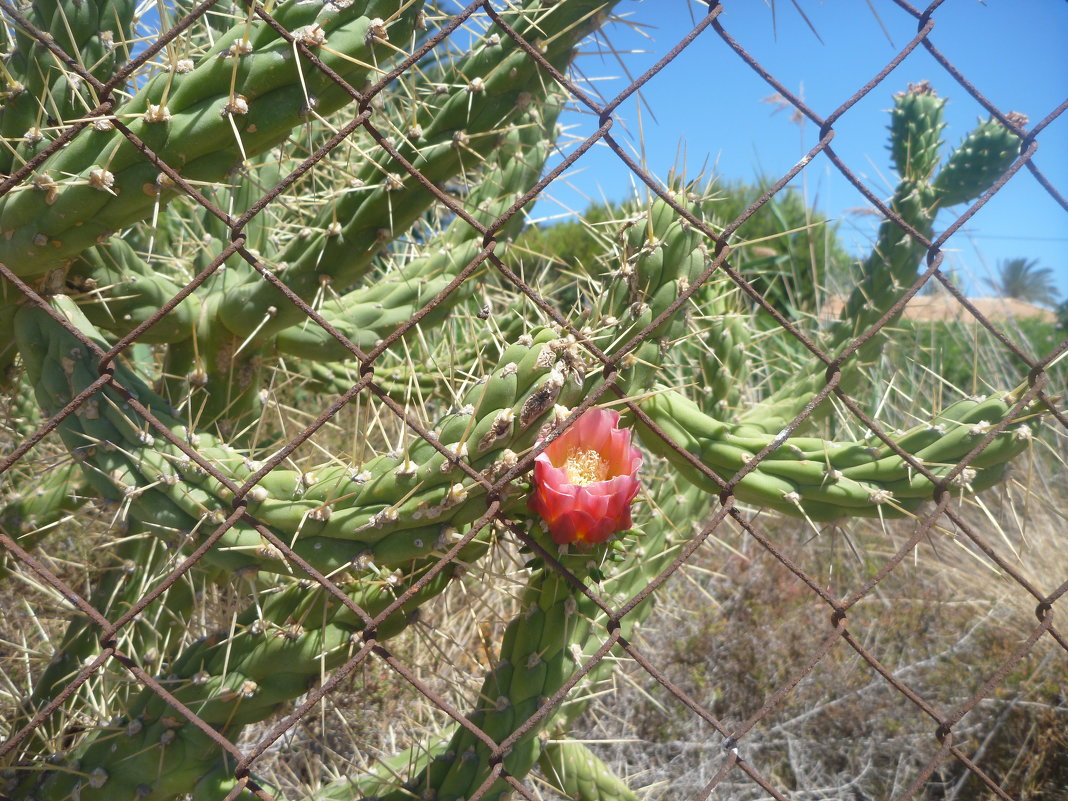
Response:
[562, 450, 1068, 800]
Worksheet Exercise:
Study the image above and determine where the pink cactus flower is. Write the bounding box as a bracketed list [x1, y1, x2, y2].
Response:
[528, 408, 643, 546]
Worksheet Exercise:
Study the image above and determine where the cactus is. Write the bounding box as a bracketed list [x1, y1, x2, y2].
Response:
[737, 84, 1026, 435]
[538, 740, 641, 801]
[640, 389, 1035, 521]
[888, 81, 946, 183]
[933, 111, 1028, 208]
[0, 0, 137, 175]
[19, 535, 488, 801]
[0, 1, 1046, 799]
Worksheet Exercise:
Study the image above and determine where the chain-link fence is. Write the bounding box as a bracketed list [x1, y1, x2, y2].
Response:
[0, 1, 1065, 800]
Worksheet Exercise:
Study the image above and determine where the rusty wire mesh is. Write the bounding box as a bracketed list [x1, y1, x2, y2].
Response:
[0, 1, 1065, 799]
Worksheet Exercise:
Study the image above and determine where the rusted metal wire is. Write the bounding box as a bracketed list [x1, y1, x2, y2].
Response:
[0, 2, 1064, 800]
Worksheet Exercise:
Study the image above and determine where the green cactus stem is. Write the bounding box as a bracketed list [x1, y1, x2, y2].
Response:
[14, 295, 547, 576]
[0, 0, 424, 279]
[888, 81, 946, 183]
[0, 0, 137, 175]
[642, 388, 1036, 521]
[371, 547, 607, 801]
[216, 0, 620, 344]
[15, 532, 487, 801]
[932, 111, 1027, 208]
[538, 739, 641, 801]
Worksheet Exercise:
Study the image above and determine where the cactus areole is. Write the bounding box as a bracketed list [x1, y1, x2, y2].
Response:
[529, 409, 642, 546]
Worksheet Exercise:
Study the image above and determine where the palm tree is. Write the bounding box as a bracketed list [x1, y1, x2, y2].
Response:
[986, 257, 1061, 306]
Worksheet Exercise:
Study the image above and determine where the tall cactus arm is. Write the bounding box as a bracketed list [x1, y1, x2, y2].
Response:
[0, 0, 424, 280]
[591, 195, 710, 401]
[289, 475, 709, 801]
[736, 86, 1023, 434]
[677, 271, 752, 414]
[374, 472, 709, 800]
[642, 388, 1038, 521]
[734, 178, 937, 436]
[372, 548, 606, 801]
[888, 81, 945, 183]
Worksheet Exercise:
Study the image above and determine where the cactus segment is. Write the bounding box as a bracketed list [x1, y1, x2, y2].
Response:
[538, 739, 641, 801]
[0, 459, 89, 583]
[687, 275, 752, 414]
[19, 532, 487, 801]
[218, 0, 620, 342]
[889, 81, 946, 182]
[0, 0, 425, 279]
[300, 739, 450, 800]
[189, 759, 278, 801]
[0, 0, 137, 175]
[14, 297, 587, 576]
[735, 86, 1028, 434]
[273, 98, 563, 361]
[67, 237, 200, 344]
[641, 389, 1035, 521]
[735, 178, 938, 434]
[932, 113, 1025, 207]
[1, 373, 90, 560]
[374, 550, 602, 801]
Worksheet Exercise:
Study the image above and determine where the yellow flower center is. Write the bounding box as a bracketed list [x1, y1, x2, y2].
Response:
[564, 448, 609, 486]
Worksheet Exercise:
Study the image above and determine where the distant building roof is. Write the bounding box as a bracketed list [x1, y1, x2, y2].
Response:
[820, 295, 1056, 324]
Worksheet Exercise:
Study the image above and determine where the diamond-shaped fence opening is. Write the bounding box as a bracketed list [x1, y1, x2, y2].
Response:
[1, 2, 1065, 800]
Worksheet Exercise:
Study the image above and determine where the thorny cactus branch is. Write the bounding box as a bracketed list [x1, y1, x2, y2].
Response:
[0, 0, 425, 278]
[641, 388, 1037, 521]
[15, 534, 489, 801]
[216, 0, 620, 343]
[0, 0, 137, 175]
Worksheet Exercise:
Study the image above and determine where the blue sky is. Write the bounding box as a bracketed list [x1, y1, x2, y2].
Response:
[534, 0, 1067, 304]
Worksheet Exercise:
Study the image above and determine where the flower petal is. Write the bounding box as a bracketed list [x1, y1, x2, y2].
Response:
[548, 509, 599, 545]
